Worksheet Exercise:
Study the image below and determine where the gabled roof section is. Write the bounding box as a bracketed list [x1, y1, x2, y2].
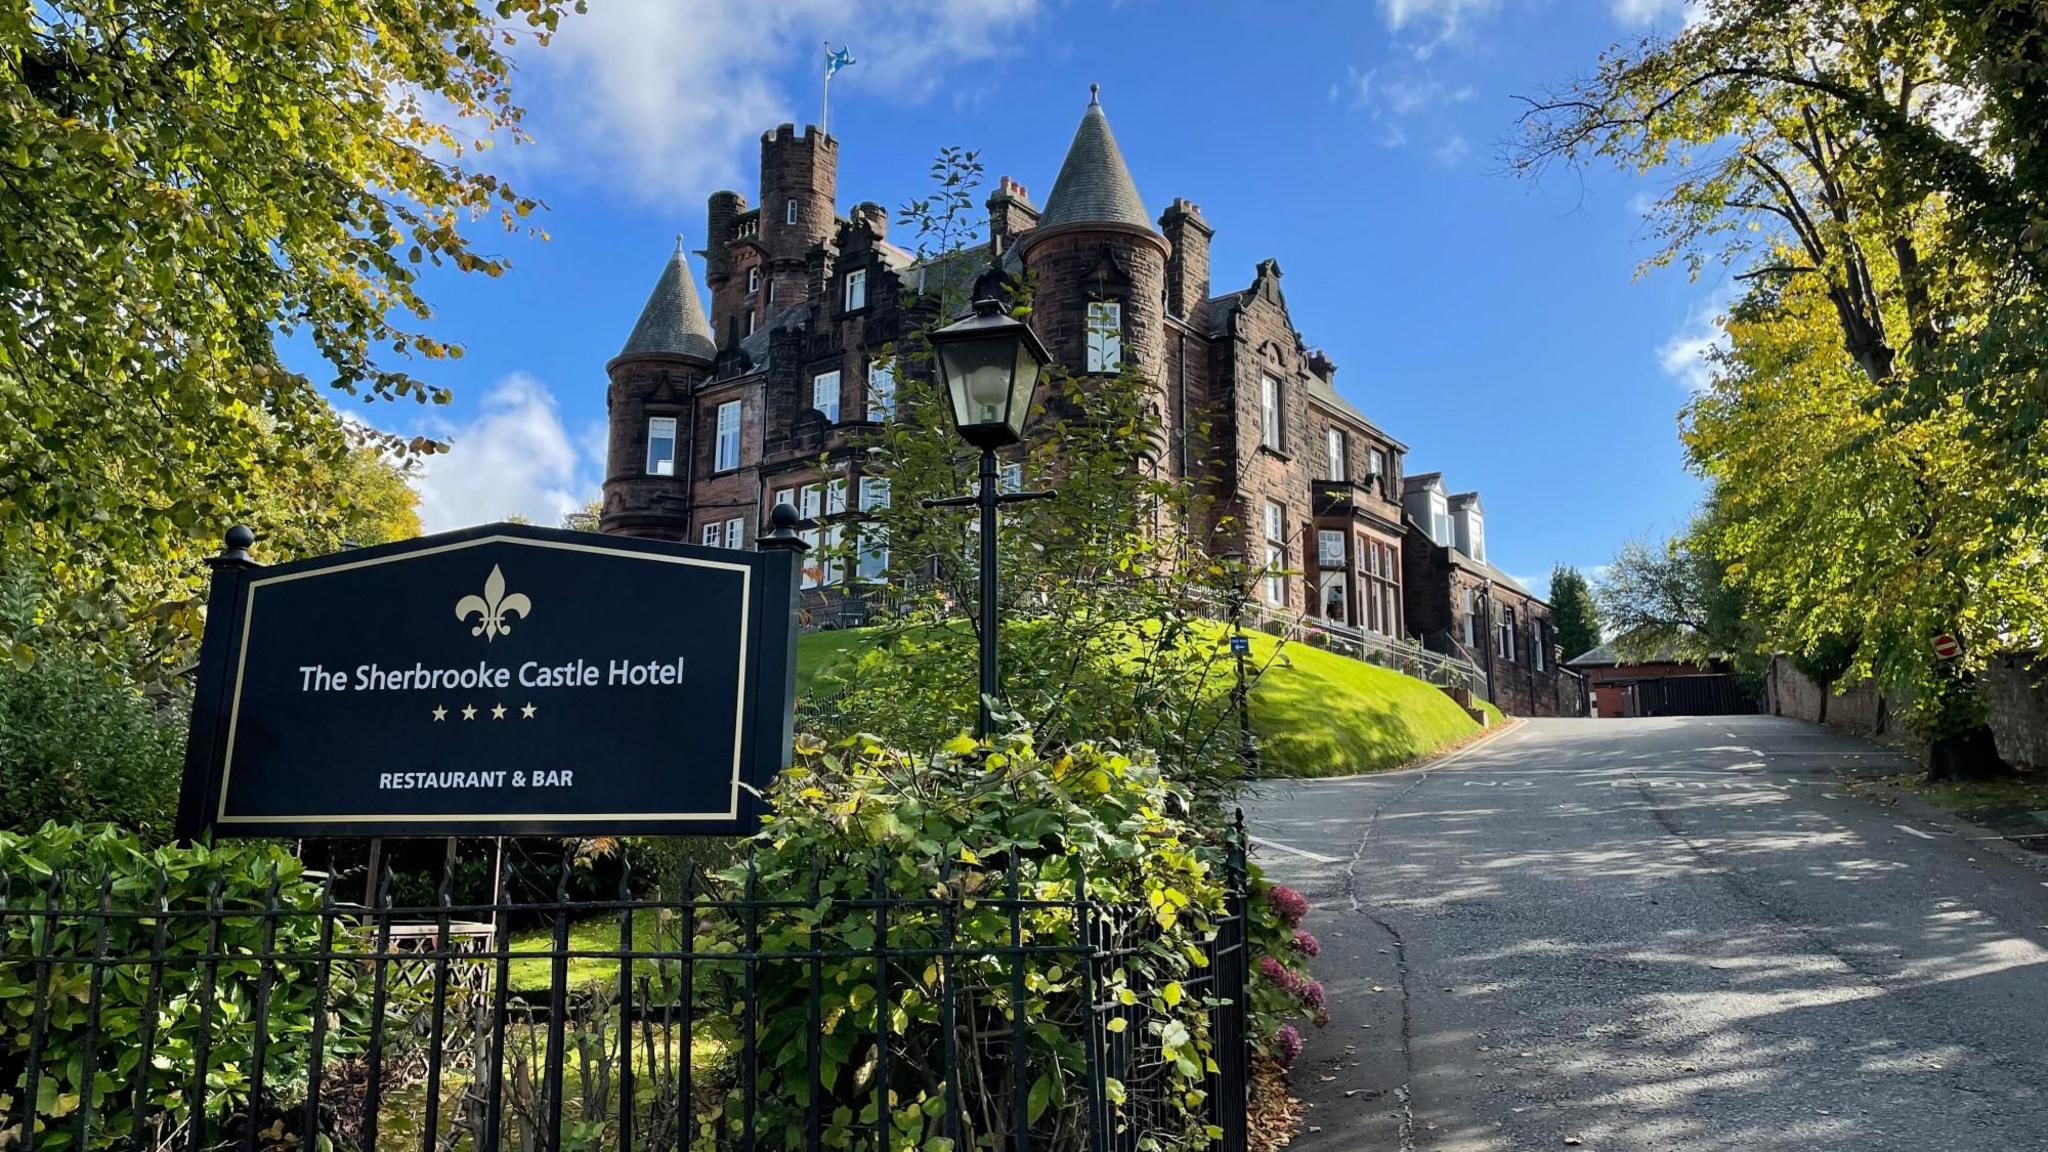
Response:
[1036, 86, 1152, 233]
[1305, 376, 1407, 449]
[618, 239, 715, 364]
[1403, 471, 1444, 494]
[1449, 551, 1540, 604]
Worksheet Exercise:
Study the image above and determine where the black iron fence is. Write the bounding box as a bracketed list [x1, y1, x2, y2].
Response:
[0, 834, 1249, 1152]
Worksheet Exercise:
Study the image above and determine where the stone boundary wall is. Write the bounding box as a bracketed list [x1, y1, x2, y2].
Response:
[1769, 651, 2048, 770]
[1982, 652, 2048, 770]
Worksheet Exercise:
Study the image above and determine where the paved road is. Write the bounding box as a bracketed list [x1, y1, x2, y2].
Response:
[1244, 716, 2048, 1152]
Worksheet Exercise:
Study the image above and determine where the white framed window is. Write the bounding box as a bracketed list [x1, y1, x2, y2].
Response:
[785, 198, 798, 225]
[771, 486, 796, 516]
[1368, 447, 1387, 484]
[1431, 494, 1452, 546]
[822, 524, 845, 585]
[747, 267, 760, 294]
[843, 268, 867, 312]
[813, 370, 840, 424]
[826, 476, 848, 515]
[1317, 529, 1345, 567]
[799, 483, 823, 520]
[866, 359, 895, 421]
[714, 401, 741, 471]
[1499, 606, 1517, 662]
[767, 280, 777, 305]
[1085, 299, 1122, 372]
[859, 476, 890, 512]
[999, 462, 1023, 495]
[856, 527, 889, 582]
[800, 529, 822, 588]
[701, 522, 720, 547]
[724, 517, 744, 550]
[1263, 500, 1287, 606]
[646, 416, 677, 476]
[1532, 621, 1547, 671]
[1260, 376, 1283, 451]
[746, 309, 758, 335]
[1326, 428, 1347, 482]
[1463, 589, 1479, 647]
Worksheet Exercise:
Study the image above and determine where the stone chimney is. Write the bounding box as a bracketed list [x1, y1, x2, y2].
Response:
[853, 200, 889, 242]
[986, 176, 1038, 253]
[1160, 198, 1213, 326]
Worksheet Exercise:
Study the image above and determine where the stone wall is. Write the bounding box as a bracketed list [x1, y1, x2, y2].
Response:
[1982, 652, 2048, 770]
[1764, 656, 1896, 735]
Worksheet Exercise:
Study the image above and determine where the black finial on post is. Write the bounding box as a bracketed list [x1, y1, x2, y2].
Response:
[758, 502, 808, 553]
[209, 526, 257, 571]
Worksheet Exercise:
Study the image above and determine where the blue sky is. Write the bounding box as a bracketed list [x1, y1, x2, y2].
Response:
[324, 0, 1718, 597]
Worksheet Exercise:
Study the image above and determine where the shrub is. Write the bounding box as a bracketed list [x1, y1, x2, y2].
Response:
[725, 730, 1235, 1151]
[0, 825, 375, 1150]
[0, 590, 185, 837]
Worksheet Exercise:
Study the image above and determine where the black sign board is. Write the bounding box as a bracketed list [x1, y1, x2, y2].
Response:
[175, 523, 799, 838]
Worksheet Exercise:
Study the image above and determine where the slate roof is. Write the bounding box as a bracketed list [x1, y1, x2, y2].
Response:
[736, 303, 810, 364]
[1449, 551, 1540, 604]
[618, 243, 715, 363]
[1567, 637, 1695, 668]
[1305, 375, 1405, 448]
[1036, 88, 1152, 233]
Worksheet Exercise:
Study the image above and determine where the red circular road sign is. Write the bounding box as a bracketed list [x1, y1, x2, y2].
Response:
[1932, 633, 1962, 660]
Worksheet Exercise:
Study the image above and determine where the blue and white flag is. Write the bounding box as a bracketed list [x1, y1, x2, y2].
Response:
[825, 45, 856, 77]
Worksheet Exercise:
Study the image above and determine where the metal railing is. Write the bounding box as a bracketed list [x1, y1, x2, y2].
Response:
[1228, 601, 1490, 701]
[0, 831, 1250, 1152]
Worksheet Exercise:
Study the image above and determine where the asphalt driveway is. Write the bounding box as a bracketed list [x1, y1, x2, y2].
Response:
[1243, 716, 2048, 1151]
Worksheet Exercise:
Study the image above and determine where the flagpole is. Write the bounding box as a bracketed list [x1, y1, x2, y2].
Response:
[821, 40, 831, 134]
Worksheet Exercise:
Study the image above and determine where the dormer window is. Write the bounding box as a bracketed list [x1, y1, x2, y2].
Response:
[1326, 428, 1348, 482]
[1085, 299, 1122, 372]
[843, 268, 867, 312]
[785, 199, 799, 225]
[747, 267, 760, 294]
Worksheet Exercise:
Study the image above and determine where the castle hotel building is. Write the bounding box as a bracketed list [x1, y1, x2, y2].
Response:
[597, 90, 1567, 713]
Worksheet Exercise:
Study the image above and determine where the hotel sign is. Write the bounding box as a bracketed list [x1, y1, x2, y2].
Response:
[175, 523, 800, 838]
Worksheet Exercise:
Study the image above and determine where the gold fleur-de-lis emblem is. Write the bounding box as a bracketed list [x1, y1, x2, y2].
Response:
[454, 564, 531, 642]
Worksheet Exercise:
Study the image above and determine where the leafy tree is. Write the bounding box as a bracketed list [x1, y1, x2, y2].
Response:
[1595, 507, 1755, 670]
[1, 0, 569, 674]
[1518, 0, 2045, 769]
[802, 150, 1253, 802]
[1547, 565, 1602, 662]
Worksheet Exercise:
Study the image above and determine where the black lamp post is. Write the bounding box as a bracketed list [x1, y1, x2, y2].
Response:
[1217, 551, 1260, 775]
[1478, 578, 1498, 706]
[923, 294, 1055, 738]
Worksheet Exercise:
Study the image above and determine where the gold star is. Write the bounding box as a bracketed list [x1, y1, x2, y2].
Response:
[432, 705, 447, 722]
[491, 703, 507, 720]
[461, 704, 477, 720]
[520, 702, 537, 719]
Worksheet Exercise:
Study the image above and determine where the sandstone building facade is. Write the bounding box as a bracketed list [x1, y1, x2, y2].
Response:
[596, 91, 1566, 712]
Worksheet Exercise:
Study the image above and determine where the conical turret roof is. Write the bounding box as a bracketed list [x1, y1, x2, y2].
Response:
[1035, 86, 1152, 233]
[617, 239, 715, 363]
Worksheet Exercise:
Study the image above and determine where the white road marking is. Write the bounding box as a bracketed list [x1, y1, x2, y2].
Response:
[1894, 824, 1937, 840]
[1249, 835, 1345, 864]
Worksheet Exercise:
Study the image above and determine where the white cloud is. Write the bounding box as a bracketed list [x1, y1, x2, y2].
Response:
[1612, 0, 1706, 27]
[410, 374, 598, 531]
[514, 0, 1037, 204]
[1377, 0, 1499, 52]
[1657, 288, 1736, 394]
[1336, 65, 1476, 152]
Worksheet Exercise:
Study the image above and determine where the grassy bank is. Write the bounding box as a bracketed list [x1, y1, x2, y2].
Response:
[794, 624, 1496, 780]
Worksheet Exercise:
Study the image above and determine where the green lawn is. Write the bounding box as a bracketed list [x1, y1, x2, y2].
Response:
[794, 624, 1496, 780]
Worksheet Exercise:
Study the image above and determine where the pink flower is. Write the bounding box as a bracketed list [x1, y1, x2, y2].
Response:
[1266, 884, 1309, 927]
[1258, 955, 1289, 984]
[1276, 1023, 1304, 1066]
[1303, 980, 1325, 1009]
[1291, 929, 1320, 957]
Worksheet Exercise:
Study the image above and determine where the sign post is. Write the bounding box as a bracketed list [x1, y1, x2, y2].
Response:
[176, 521, 800, 840]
